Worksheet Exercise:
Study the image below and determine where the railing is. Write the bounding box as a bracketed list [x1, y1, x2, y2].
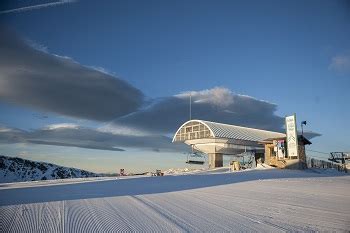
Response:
[306, 156, 348, 173]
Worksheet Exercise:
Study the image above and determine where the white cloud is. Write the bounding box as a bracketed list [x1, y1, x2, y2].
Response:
[329, 54, 350, 74]
[18, 151, 29, 156]
[89, 66, 114, 75]
[97, 124, 149, 136]
[0, 127, 14, 133]
[45, 123, 80, 130]
[0, 126, 24, 133]
[111, 87, 284, 134]
[0, 0, 77, 15]
[26, 39, 49, 53]
[176, 87, 234, 108]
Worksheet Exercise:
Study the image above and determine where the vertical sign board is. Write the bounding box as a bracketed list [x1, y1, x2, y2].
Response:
[285, 114, 299, 158]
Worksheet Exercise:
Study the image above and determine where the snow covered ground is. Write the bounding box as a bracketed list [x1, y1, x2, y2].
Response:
[0, 155, 101, 183]
[0, 168, 349, 232]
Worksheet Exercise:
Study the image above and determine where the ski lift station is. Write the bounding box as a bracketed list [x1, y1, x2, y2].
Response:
[172, 115, 312, 169]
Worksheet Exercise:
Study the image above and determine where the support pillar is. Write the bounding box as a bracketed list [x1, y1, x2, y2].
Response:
[208, 153, 223, 169]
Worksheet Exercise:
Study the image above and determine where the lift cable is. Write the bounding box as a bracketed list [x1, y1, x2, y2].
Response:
[305, 149, 329, 155]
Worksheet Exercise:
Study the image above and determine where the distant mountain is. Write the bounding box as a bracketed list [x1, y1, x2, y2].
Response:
[0, 155, 102, 183]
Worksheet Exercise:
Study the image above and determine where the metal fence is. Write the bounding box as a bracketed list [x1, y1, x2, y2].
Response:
[306, 156, 348, 173]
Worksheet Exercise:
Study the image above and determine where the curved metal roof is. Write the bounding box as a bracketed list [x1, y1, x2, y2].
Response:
[173, 119, 286, 142]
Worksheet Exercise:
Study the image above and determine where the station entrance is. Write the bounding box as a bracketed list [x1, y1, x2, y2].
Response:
[172, 120, 286, 169]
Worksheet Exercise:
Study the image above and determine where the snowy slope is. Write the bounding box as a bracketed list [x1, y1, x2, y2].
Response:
[0, 155, 101, 183]
[0, 169, 349, 232]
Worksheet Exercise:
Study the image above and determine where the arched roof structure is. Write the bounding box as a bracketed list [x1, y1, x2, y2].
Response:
[173, 119, 286, 143]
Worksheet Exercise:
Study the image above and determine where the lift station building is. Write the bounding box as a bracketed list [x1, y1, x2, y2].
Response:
[172, 118, 311, 169]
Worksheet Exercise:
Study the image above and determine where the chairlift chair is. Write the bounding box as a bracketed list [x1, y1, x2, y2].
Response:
[186, 145, 205, 165]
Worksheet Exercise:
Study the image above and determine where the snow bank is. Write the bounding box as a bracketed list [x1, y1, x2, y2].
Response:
[164, 167, 205, 175]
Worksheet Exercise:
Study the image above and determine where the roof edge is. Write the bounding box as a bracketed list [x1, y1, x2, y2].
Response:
[200, 119, 285, 136]
[172, 119, 215, 142]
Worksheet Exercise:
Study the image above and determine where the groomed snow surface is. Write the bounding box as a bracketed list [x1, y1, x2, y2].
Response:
[1, 168, 349, 232]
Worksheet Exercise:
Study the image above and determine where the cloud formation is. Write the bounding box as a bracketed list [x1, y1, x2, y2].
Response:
[0, 85, 320, 153]
[0, 27, 144, 121]
[110, 87, 286, 135]
[0, 116, 319, 154]
[329, 53, 350, 74]
[0, 29, 320, 152]
[0, 126, 26, 144]
[0, 1, 76, 15]
[0, 125, 187, 153]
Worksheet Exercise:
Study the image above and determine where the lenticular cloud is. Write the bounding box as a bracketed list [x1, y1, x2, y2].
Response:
[0, 27, 144, 121]
[110, 87, 285, 134]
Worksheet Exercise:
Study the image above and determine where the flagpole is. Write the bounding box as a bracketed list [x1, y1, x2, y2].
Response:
[189, 93, 192, 120]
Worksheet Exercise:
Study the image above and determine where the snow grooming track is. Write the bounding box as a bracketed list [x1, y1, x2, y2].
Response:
[180, 192, 282, 232]
[183, 177, 350, 232]
[88, 198, 135, 232]
[38, 202, 62, 232]
[142, 193, 234, 232]
[19, 204, 42, 232]
[186, 191, 289, 232]
[0, 169, 349, 232]
[200, 192, 318, 231]
[140, 192, 250, 232]
[100, 196, 179, 232]
[140, 191, 284, 232]
[121, 196, 182, 232]
[131, 195, 196, 232]
[0, 204, 20, 232]
[65, 199, 105, 232]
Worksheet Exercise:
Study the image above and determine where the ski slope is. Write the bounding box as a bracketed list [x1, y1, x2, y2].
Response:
[1, 169, 349, 232]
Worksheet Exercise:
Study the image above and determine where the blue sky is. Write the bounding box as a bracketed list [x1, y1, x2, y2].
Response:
[0, 0, 349, 172]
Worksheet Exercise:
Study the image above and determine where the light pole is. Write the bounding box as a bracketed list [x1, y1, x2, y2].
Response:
[301, 121, 307, 136]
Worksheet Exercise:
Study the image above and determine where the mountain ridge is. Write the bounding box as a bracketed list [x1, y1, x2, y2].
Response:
[0, 155, 102, 183]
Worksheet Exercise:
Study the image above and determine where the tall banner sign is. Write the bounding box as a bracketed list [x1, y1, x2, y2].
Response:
[285, 114, 299, 158]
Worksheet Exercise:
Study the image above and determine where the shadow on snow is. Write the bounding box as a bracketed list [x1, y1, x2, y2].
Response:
[0, 169, 347, 206]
